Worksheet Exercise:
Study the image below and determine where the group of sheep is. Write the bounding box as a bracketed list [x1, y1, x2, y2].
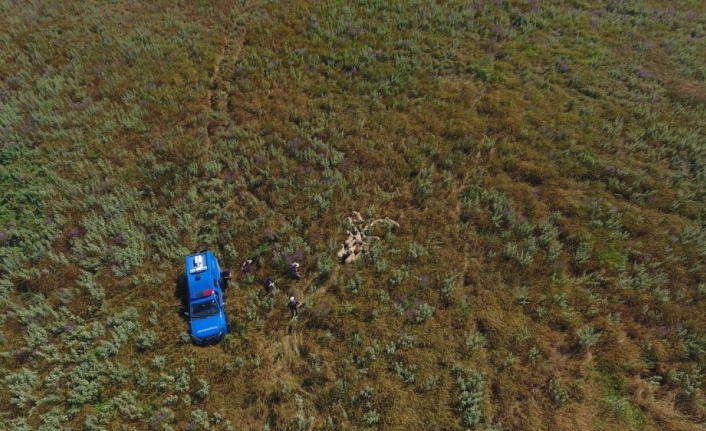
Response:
[337, 211, 399, 264]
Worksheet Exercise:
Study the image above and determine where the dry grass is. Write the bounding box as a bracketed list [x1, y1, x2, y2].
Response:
[1, 0, 705, 429]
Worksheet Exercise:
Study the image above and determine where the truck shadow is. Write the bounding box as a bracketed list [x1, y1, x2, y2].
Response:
[174, 272, 189, 321]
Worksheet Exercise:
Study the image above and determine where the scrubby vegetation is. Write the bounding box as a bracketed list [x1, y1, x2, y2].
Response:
[1, 0, 706, 429]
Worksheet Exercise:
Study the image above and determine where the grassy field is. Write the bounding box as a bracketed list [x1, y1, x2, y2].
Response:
[1, 0, 706, 429]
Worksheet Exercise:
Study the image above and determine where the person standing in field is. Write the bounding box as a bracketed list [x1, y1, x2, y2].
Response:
[241, 259, 253, 275]
[288, 296, 302, 317]
[263, 276, 275, 294]
[220, 269, 232, 288]
[290, 262, 301, 281]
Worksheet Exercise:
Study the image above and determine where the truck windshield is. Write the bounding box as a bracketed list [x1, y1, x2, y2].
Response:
[191, 299, 219, 319]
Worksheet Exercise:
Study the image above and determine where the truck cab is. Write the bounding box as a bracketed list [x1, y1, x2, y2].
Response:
[185, 250, 228, 346]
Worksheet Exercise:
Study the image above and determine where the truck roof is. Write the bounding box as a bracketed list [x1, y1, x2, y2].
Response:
[185, 251, 220, 296]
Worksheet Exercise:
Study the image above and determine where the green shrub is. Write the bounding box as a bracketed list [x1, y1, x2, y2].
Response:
[173, 367, 191, 393]
[465, 330, 487, 353]
[529, 347, 541, 362]
[76, 271, 105, 308]
[574, 242, 592, 264]
[576, 325, 602, 350]
[108, 390, 143, 421]
[191, 408, 210, 428]
[410, 302, 434, 324]
[389, 267, 408, 287]
[195, 378, 210, 400]
[363, 409, 380, 425]
[516, 285, 530, 305]
[440, 270, 459, 305]
[549, 378, 570, 404]
[667, 366, 703, 398]
[136, 330, 156, 352]
[391, 361, 416, 384]
[455, 371, 485, 427]
[4, 368, 40, 409]
[407, 241, 427, 260]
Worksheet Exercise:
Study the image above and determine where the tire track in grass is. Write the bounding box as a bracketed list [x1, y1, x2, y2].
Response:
[205, 0, 257, 151]
[192, 1, 265, 249]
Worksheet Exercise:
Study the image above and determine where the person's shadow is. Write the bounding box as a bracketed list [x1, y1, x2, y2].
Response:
[174, 272, 189, 321]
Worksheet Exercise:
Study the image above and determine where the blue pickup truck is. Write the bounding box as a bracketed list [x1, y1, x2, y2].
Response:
[184, 250, 228, 346]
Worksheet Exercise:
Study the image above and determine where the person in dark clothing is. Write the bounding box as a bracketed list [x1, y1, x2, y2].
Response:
[241, 259, 253, 275]
[263, 276, 275, 294]
[288, 296, 301, 317]
[220, 269, 232, 288]
[290, 262, 301, 281]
